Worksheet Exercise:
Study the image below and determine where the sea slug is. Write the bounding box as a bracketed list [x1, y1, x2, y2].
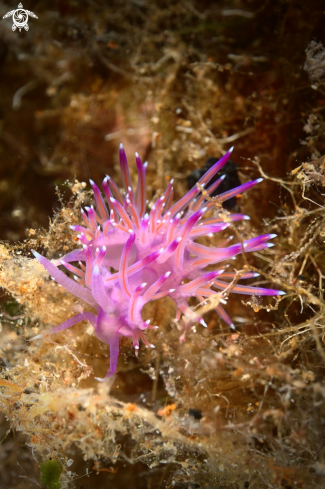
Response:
[32, 144, 284, 381]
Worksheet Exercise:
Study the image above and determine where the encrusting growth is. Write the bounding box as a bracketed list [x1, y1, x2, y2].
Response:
[32, 144, 284, 381]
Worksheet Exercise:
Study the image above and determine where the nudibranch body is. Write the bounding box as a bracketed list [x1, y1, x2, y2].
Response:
[32, 144, 284, 381]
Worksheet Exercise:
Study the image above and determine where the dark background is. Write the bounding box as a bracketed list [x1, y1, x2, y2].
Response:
[1, 1, 325, 488]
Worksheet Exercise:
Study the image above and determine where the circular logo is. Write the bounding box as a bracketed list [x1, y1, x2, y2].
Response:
[2, 3, 38, 33]
[13, 9, 28, 28]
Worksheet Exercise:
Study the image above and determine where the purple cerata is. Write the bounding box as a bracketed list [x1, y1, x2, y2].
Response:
[32, 144, 284, 381]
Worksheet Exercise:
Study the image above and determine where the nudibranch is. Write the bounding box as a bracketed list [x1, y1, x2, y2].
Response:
[32, 144, 284, 381]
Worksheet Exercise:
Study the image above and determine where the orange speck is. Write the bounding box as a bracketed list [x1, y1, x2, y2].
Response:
[232, 367, 243, 377]
[228, 334, 240, 342]
[30, 435, 42, 444]
[107, 42, 118, 49]
[158, 404, 176, 417]
[92, 461, 118, 474]
[125, 403, 137, 412]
